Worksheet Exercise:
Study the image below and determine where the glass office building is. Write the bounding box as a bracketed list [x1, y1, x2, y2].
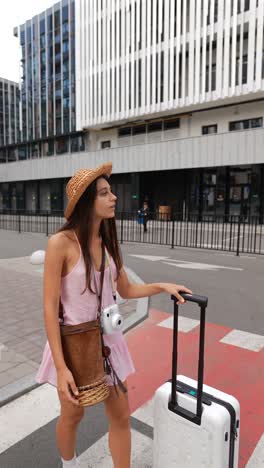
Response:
[15, 0, 75, 141]
[12, 0, 84, 161]
[0, 78, 20, 162]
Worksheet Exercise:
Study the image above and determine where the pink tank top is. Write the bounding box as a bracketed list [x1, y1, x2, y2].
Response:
[60, 231, 117, 326]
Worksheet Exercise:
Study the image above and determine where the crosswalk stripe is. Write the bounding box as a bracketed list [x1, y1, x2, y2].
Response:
[1, 304, 264, 468]
[132, 399, 154, 428]
[220, 329, 264, 352]
[0, 384, 60, 454]
[158, 315, 200, 332]
[1, 382, 264, 466]
[76, 428, 152, 468]
[246, 433, 264, 467]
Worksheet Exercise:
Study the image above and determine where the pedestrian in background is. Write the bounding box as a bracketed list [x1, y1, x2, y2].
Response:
[138, 200, 149, 233]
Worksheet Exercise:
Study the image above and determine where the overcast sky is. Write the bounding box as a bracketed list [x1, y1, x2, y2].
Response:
[0, 0, 56, 83]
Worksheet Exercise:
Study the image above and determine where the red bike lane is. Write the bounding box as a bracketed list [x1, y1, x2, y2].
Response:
[126, 309, 264, 467]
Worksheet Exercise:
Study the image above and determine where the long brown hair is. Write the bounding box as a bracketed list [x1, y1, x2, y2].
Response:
[57, 174, 123, 294]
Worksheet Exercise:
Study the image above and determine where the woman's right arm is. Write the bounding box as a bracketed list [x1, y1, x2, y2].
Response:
[43, 234, 80, 405]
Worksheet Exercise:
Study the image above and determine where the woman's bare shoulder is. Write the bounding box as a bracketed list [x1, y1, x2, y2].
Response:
[47, 230, 74, 252]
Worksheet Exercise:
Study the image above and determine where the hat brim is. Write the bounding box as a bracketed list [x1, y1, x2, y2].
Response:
[64, 162, 112, 220]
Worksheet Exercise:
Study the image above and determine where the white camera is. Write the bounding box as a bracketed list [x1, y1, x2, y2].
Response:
[101, 304, 124, 335]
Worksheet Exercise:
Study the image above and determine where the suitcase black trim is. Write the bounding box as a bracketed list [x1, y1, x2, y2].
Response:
[174, 379, 239, 468]
[170, 294, 207, 425]
[202, 390, 238, 468]
[169, 293, 239, 468]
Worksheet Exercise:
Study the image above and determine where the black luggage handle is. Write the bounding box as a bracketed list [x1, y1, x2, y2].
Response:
[176, 292, 208, 308]
[168, 292, 208, 426]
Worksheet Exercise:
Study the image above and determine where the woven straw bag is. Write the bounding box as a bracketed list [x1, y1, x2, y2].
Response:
[60, 318, 110, 407]
[58, 245, 110, 407]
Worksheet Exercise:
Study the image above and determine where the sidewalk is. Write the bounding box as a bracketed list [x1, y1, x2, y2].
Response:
[0, 238, 148, 407]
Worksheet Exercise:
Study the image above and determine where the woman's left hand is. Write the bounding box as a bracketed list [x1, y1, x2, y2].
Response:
[161, 283, 193, 305]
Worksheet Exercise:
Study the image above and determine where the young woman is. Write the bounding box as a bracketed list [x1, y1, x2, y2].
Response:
[35, 161, 192, 468]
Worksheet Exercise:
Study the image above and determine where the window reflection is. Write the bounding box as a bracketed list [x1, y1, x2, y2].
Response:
[70, 134, 85, 152]
[56, 136, 68, 154]
[43, 140, 54, 156]
[18, 2, 74, 141]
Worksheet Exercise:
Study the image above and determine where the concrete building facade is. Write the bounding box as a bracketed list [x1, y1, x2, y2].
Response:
[0, 0, 264, 219]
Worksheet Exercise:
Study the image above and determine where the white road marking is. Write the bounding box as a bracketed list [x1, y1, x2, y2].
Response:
[158, 315, 200, 332]
[129, 254, 243, 271]
[239, 255, 257, 259]
[77, 429, 152, 468]
[164, 262, 219, 271]
[218, 253, 238, 257]
[218, 253, 256, 259]
[222, 235, 242, 243]
[246, 433, 264, 467]
[0, 370, 263, 466]
[0, 382, 152, 466]
[220, 330, 264, 352]
[163, 261, 243, 271]
[129, 254, 170, 262]
[132, 399, 154, 428]
[0, 384, 60, 454]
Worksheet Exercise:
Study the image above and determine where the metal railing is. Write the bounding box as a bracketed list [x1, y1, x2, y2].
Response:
[0, 210, 263, 256]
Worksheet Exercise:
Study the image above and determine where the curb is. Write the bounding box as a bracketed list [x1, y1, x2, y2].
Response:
[0, 373, 39, 409]
[123, 266, 149, 333]
[0, 266, 149, 408]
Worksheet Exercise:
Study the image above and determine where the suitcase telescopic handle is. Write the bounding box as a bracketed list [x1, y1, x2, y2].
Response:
[169, 292, 208, 426]
[176, 292, 208, 308]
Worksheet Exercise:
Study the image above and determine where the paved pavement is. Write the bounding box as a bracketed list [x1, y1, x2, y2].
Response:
[0, 229, 264, 467]
[0, 232, 148, 405]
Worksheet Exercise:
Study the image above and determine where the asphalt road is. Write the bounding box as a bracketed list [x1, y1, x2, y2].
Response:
[0, 229, 263, 334]
[120, 242, 264, 335]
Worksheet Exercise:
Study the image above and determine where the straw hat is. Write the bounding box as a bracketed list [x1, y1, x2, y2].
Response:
[64, 161, 112, 220]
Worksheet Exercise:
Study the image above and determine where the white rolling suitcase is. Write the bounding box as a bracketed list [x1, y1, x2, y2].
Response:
[153, 293, 240, 468]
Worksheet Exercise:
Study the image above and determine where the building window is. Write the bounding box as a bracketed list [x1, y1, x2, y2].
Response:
[0, 149, 6, 163]
[118, 127, 131, 137]
[31, 143, 40, 159]
[79, 135, 85, 151]
[62, 5, 69, 23]
[237, 0, 250, 13]
[54, 10, 60, 29]
[206, 63, 216, 92]
[50, 180, 62, 211]
[229, 118, 263, 132]
[236, 54, 248, 85]
[56, 136, 69, 154]
[8, 147, 17, 162]
[148, 121, 162, 133]
[132, 124, 146, 135]
[43, 140, 54, 157]
[18, 146, 28, 160]
[70, 133, 85, 152]
[101, 140, 111, 149]
[164, 118, 180, 130]
[202, 124, 218, 135]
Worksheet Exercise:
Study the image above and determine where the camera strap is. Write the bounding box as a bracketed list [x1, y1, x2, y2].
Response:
[105, 248, 117, 301]
[93, 242, 127, 396]
[93, 242, 106, 320]
[93, 248, 117, 305]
